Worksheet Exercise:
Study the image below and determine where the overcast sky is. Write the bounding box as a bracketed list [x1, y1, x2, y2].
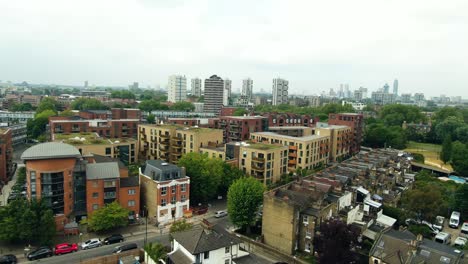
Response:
[0, 0, 467, 97]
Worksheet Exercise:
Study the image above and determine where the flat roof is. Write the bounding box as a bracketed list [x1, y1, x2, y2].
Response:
[21, 142, 81, 160]
[221, 116, 265, 119]
[54, 133, 136, 145]
[241, 142, 286, 150]
[268, 126, 311, 130]
[251, 131, 329, 141]
[50, 119, 139, 123]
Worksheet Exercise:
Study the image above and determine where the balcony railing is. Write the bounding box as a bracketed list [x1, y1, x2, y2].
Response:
[252, 157, 265, 162]
[251, 164, 265, 171]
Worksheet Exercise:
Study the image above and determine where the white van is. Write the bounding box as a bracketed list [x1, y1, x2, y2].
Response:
[435, 232, 451, 244]
[450, 211, 461, 228]
[461, 222, 468, 236]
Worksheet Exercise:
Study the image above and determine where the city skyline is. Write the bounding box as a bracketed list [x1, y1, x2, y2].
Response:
[0, 0, 467, 97]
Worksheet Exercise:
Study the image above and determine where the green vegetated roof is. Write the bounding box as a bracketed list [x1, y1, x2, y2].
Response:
[245, 141, 284, 150]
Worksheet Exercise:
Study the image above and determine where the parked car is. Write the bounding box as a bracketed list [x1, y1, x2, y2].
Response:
[27, 247, 53, 261]
[104, 234, 124, 245]
[461, 222, 468, 236]
[0, 254, 17, 264]
[113, 243, 138, 254]
[449, 211, 461, 228]
[454, 237, 468, 247]
[433, 216, 445, 231]
[215, 210, 228, 218]
[435, 232, 451, 244]
[54, 243, 78, 255]
[81, 238, 102, 250]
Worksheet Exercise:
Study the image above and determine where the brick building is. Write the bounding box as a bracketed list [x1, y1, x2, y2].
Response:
[49, 118, 139, 139]
[328, 113, 364, 154]
[220, 107, 238, 116]
[139, 160, 190, 224]
[262, 113, 319, 127]
[138, 124, 222, 163]
[209, 116, 268, 143]
[0, 128, 13, 185]
[314, 123, 353, 162]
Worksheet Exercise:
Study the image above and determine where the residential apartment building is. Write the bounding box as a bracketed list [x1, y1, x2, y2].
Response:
[314, 123, 353, 162]
[1, 124, 27, 146]
[238, 142, 288, 185]
[204, 75, 224, 114]
[223, 78, 232, 106]
[327, 113, 364, 154]
[209, 116, 269, 143]
[168, 75, 187, 103]
[272, 78, 289, 105]
[53, 133, 138, 165]
[250, 132, 330, 172]
[191, 78, 202, 97]
[262, 112, 319, 127]
[0, 111, 35, 124]
[86, 161, 140, 217]
[242, 78, 253, 101]
[138, 124, 223, 163]
[0, 128, 13, 184]
[268, 126, 314, 137]
[139, 160, 190, 224]
[49, 117, 139, 139]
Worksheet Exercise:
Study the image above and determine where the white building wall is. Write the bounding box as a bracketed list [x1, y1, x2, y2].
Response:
[156, 179, 190, 224]
[168, 75, 187, 103]
[272, 78, 288, 105]
[172, 240, 249, 264]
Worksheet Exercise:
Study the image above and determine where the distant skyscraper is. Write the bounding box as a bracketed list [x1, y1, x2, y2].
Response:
[191, 78, 202, 97]
[130, 82, 139, 90]
[204, 75, 224, 113]
[272, 78, 289, 105]
[223, 79, 232, 106]
[414, 93, 425, 101]
[358, 87, 368, 98]
[383, 83, 390, 94]
[242, 78, 253, 101]
[393, 79, 399, 95]
[167, 75, 187, 103]
[84, 80, 88, 88]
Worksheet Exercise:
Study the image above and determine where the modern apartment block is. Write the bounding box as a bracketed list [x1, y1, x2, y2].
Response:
[0, 128, 13, 184]
[204, 75, 224, 114]
[250, 132, 330, 172]
[86, 161, 140, 218]
[0, 111, 35, 124]
[262, 112, 319, 127]
[209, 116, 269, 143]
[327, 113, 363, 154]
[168, 75, 187, 103]
[272, 78, 289, 105]
[191, 78, 203, 97]
[238, 142, 288, 185]
[49, 117, 139, 139]
[138, 124, 223, 163]
[242, 78, 253, 101]
[139, 160, 190, 224]
[314, 123, 353, 162]
[268, 126, 314, 137]
[53, 133, 138, 165]
[223, 78, 232, 106]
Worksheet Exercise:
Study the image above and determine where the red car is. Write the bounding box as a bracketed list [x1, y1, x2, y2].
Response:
[54, 243, 78, 255]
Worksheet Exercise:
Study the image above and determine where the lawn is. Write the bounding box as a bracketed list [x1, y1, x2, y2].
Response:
[404, 141, 453, 171]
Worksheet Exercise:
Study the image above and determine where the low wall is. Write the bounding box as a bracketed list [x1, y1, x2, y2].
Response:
[80, 249, 143, 264]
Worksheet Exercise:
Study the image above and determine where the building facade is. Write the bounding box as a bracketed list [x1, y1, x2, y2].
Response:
[49, 118, 140, 139]
[139, 160, 190, 224]
[204, 75, 224, 114]
[272, 78, 289, 105]
[327, 113, 364, 154]
[262, 112, 319, 128]
[223, 78, 232, 106]
[191, 78, 202, 97]
[0, 128, 13, 184]
[314, 124, 352, 162]
[168, 75, 187, 103]
[209, 116, 269, 143]
[242, 78, 253, 101]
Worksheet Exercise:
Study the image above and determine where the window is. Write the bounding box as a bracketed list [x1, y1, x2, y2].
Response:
[161, 187, 167, 196]
[171, 196, 176, 204]
[92, 192, 98, 198]
[225, 247, 230, 253]
[104, 181, 116, 188]
[105, 147, 111, 155]
[204, 251, 210, 259]
[128, 200, 135, 207]
[303, 215, 309, 224]
[92, 204, 98, 210]
[171, 185, 176, 194]
[225, 260, 230, 264]
[93, 181, 98, 187]
[306, 231, 312, 239]
[128, 189, 136, 195]
[305, 242, 311, 252]
[161, 199, 166, 206]
[181, 195, 186, 202]
[181, 184, 186, 192]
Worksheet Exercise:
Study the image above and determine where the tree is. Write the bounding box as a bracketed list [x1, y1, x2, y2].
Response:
[453, 185, 468, 219]
[59, 109, 75, 117]
[433, 107, 463, 124]
[363, 123, 407, 149]
[169, 219, 193, 234]
[170, 101, 195, 111]
[313, 219, 360, 264]
[227, 177, 264, 233]
[455, 125, 468, 143]
[138, 100, 169, 113]
[147, 114, 156, 124]
[144, 242, 167, 263]
[451, 141, 468, 176]
[87, 202, 130, 232]
[111, 90, 136, 99]
[10, 103, 33, 111]
[71, 98, 108, 110]
[27, 109, 56, 139]
[177, 153, 223, 205]
[440, 135, 453, 164]
[0, 199, 55, 245]
[233, 108, 248, 116]
[218, 164, 243, 196]
[401, 184, 445, 221]
[380, 104, 425, 127]
[435, 116, 465, 141]
[36, 97, 59, 114]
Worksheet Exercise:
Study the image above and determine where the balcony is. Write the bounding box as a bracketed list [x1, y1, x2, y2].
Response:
[289, 146, 298, 150]
[160, 133, 170, 139]
[288, 159, 297, 165]
[172, 144, 183, 149]
[252, 157, 265, 163]
[159, 145, 170, 151]
[171, 136, 182, 142]
[159, 138, 170, 145]
[289, 152, 297, 157]
[251, 164, 265, 171]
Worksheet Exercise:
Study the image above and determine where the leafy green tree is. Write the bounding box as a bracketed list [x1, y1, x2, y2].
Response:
[111, 90, 136, 99]
[170, 101, 195, 111]
[435, 116, 465, 141]
[59, 109, 75, 117]
[451, 141, 468, 176]
[401, 184, 445, 221]
[177, 153, 223, 205]
[27, 109, 56, 139]
[380, 104, 425, 126]
[233, 108, 248, 116]
[71, 98, 108, 110]
[11, 103, 33, 111]
[218, 163, 244, 195]
[87, 202, 129, 232]
[144, 242, 167, 263]
[0, 199, 55, 245]
[313, 219, 360, 264]
[227, 177, 264, 233]
[146, 114, 156, 124]
[169, 219, 193, 234]
[138, 100, 169, 112]
[440, 135, 453, 164]
[455, 125, 468, 143]
[363, 123, 407, 149]
[36, 97, 59, 114]
[453, 185, 468, 219]
[433, 107, 463, 124]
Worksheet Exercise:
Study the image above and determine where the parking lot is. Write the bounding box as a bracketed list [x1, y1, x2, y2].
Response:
[440, 219, 466, 247]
